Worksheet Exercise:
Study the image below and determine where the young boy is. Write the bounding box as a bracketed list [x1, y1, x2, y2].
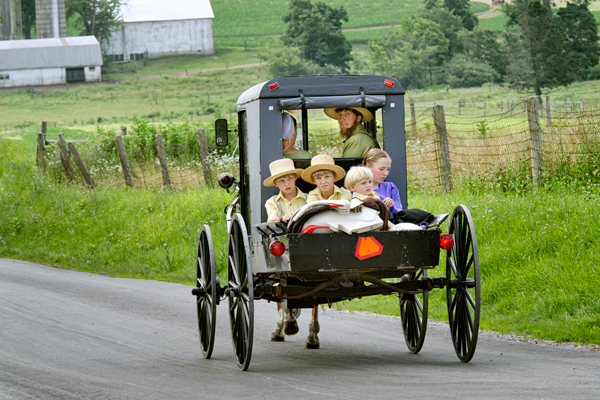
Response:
[301, 154, 351, 203]
[345, 166, 393, 229]
[263, 158, 306, 222]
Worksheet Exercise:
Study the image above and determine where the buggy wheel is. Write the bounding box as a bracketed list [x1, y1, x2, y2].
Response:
[446, 205, 481, 363]
[227, 214, 254, 371]
[194, 225, 218, 359]
[399, 269, 428, 354]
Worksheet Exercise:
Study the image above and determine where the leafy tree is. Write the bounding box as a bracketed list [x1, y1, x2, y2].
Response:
[65, 0, 122, 43]
[444, 54, 499, 88]
[506, 0, 575, 97]
[420, 6, 465, 55]
[21, 0, 35, 39]
[282, 0, 352, 72]
[443, 0, 478, 30]
[458, 28, 509, 79]
[262, 47, 319, 77]
[555, 3, 599, 80]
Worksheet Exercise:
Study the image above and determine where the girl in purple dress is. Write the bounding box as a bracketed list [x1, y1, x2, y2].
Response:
[362, 149, 433, 225]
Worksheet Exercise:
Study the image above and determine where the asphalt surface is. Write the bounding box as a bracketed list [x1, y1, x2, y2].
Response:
[1, 258, 599, 399]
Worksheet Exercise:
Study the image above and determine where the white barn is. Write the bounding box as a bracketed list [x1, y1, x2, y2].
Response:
[104, 0, 215, 61]
[0, 36, 102, 88]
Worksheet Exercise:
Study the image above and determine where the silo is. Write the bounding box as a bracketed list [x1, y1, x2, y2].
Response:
[35, 0, 66, 38]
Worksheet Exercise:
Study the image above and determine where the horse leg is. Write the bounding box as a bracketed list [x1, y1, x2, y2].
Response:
[283, 307, 299, 336]
[305, 305, 320, 349]
[270, 302, 285, 342]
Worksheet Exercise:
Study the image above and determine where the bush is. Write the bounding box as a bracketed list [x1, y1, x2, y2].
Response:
[444, 55, 499, 88]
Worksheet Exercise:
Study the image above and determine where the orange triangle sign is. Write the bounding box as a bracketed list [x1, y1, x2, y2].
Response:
[355, 236, 384, 260]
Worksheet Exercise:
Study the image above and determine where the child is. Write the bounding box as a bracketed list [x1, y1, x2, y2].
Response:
[263, 158, 306, 223]
[363, 149, 433, 225]
[301, 154, 352, 203]
[345, 166, 393, 229]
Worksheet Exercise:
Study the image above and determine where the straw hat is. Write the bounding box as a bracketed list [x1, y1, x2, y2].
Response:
[263, 158, 304, 187]
[324, 107, 373, 123]
[301, 154, 346, 184]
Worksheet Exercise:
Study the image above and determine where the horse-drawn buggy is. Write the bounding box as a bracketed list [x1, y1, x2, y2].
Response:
[191, 75, 481, 370]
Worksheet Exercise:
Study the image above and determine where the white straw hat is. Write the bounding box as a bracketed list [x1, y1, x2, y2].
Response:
[301, 154, 346, 184]
[263, 158, 304, 187]
[324, 107, 373, 123]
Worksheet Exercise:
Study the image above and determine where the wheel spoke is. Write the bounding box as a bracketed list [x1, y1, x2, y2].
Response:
[198, 254, 206, 283]
[464, 287, 476, 309]
[229, 296, 239, 312]
[229, 255, 241, 284]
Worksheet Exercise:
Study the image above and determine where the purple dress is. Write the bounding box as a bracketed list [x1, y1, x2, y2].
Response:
[373, 182, 403, 213]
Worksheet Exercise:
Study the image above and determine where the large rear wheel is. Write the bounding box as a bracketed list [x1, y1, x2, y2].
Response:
[446, 205, 481, 363]
[227, 214, 254, 371]
[399, 269, 428, 354]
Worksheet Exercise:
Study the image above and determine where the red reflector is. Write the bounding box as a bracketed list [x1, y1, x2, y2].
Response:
[355, 236, 384, 260]
[328, 203, 343, 207]
[269, 240, 286, 256]
[268, 82, 279, 90]
[384, 79, 395, 88]
[440, 234, 454, 250]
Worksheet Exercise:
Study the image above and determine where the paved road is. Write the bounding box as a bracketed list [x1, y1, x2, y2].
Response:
[1, 259, 598, 399]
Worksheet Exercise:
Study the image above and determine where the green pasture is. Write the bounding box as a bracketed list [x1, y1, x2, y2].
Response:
[1, 133, 599, 345]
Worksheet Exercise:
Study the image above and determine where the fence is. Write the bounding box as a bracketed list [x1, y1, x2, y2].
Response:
[37, 97, 600, 192]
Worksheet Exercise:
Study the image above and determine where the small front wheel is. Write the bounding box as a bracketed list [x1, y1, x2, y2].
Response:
[195, 225, 217, 359]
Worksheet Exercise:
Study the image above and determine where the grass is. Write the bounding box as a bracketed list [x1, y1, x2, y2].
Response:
[2, 130, 600, 345]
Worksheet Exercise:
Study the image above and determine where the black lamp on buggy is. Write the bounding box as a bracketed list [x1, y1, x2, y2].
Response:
[192, 75, 481, 370]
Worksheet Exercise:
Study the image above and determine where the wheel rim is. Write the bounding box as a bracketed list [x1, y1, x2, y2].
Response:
[399, 269, 428, 354]
[446, 205, 481, 363]
[227, 214, 254, 371]
[196, 225, 217, 359]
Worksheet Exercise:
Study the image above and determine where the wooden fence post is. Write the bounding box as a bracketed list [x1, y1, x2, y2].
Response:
[409, 103, 417, 133]
[41, 121, 47, 143]
[432, 105, 453, 192]
[196, 128, 213, 187]
[526, 97, 542, 188]
[58, 133, 74, 181]
[155, 134, 171, 187]
[545, 95, 552, 125]
[115, 135, 133, 187]
[68, 142, 94, 187]
[36, 133, 47, 171]
[121, 126, 127, 136]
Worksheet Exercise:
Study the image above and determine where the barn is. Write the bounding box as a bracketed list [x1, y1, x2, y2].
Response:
[103, 0, 215, 61]
[0, 36, 102, 88]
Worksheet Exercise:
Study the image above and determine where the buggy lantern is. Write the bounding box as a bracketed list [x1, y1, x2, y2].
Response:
[440, 234, 454, 250]
[218, 173, 236, 190]
[269, 240, 286, 257]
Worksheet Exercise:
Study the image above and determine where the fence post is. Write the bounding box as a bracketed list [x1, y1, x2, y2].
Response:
[196, 128, 213, 187]
[432, 105, 453, 192]
[510, 100, 513, 117]
[58, 133, 74, 181]
[68, 141, 94, 187]
[115, 135, 133, 187]
[36, 133, 47, 171]
[41, 120, 47, 143]
[121, 126, 127, 136]
[155, 134, 171, 187]
[483, 101, 486, 116]
[526, 97, 542, 188]
[545, 95, 552, 125]
[409, 103, 417, 133]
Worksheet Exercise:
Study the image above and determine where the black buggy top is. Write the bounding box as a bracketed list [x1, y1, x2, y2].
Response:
[232, 75, 406, 225]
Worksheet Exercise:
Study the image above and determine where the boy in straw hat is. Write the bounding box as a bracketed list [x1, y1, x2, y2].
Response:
[302, 154, 352, 203]
[263, 158, 307, 223]
[323, 107, 379, 157]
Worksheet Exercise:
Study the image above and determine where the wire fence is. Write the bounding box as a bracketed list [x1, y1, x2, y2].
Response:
[38, 96, 600, 193]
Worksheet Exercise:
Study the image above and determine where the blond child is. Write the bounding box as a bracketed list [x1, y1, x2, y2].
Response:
[345, 166, 394, 229]
[301, 154, 351, 203]
[263, 158, 306, 222]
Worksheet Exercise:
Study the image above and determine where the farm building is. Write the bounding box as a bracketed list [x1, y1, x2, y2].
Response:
[0, 36, 102, 88]
[103, 0, 215, 61]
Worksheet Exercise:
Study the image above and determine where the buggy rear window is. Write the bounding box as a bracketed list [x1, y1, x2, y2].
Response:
[279, 95, 386, 111]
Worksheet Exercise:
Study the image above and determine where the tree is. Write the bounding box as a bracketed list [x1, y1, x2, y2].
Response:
[65, 0, 122, 44]
[21, 0, 35, 39]
[421, 6, 465, 55]
[262, 47, 319, 78]
[282, 0, 352, 72]
[555, 3, 599, 80]
[506, 0, 575, 97]
[458, 27, 509, 79]
[443, 0, 478, 30]
[444, 54, 499, 88]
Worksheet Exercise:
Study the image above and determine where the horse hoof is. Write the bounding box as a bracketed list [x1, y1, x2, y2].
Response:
[284, 319, 299, 336]
[305, 339, 320, 349]
[271, 331, 285, 342]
